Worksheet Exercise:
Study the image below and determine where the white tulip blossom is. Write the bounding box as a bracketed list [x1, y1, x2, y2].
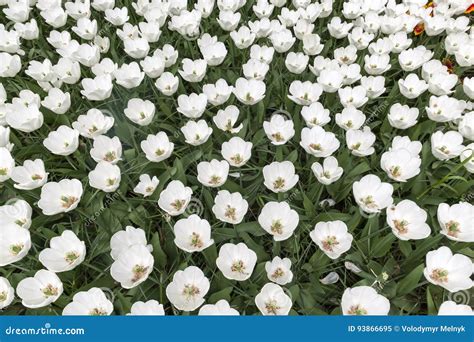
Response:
[63, 288, 114, 315]
[141, 132, 174, 163]
[133, 174, 159, 197]
[262, 161, 299, 193]
[2, 0, 473, 318]
[310, 221, 353, 259]
[311, 156, 343, 185]
[386, 200, 431, 240]
[88, 161, 121, 192]
[265, 256, 293, 285]
[353, 174, 393, 214]
[258, 201, 299, 241]
[158, 180, 193, 216]
[39, 230, 86, 272]
[212, 190, 248, 225]
[128, 300, 165, 316]
[0, 223, 31, 266]
[255, 283, 292, 316]
[341, 286, 390, 315]
[197, 160, 229, 188]
[216, 242, 257, 281]
[166, 266, 210, 312]
[0, 199, 32, 229]
[0, 277, 15, 310]
[11, 159, 48, 190]
[38, 179, 83, 215]
[173, 215, 214, 253]
[110, 244, 154, 289]
[423, 246, 473, 293]
[110, 226, 151, 261]
[438, 301, 473, 316]
[17, 270, 63, 308]
[221, 137, 253, 167]
[198, 299, 239, 316]
[437, 202, 474, 242]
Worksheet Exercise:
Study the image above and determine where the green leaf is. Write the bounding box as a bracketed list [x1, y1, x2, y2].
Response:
[371, 234, 396, 258]
[235, 221, 266, 236]
[397, 264, 424, 295]
[207, 287, 233, 304]
[151, 232, 167, 270]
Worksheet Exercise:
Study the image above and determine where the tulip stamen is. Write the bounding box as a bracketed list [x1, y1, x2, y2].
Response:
[15, 219, 27, 227]
[445, 220, 460, 237]
[10, 243, 24, 255]
[430, 268, 449, 283]
[361, 196, 377, 209]
[351, 142, 361, 150]
[272, 177, 286, 190]
[437, 146, 449, 154]
[171, 199, 186, 211]
[132, 265, 149, 282]
[348, 304, 368, 315]
[322, 236, 339, 252]
[389, 166, 402, 178]
[264, 299, 281, 315]
[230, 154, 243, 165]
[393, 220, 409, 234]
[271, 132, 285, 142]
[209, 175, 221, 185]
[104, 151, 116, 162]
[31, 174, 43, 180]
[322, 171, 332, 179]
[182, 284, 200, 300]
[89, 307, 108, 316]
[190, 232, 203, 248]
[271, 267, 284, 280]
[65, 251, 80, 264]
[231, 260, 247, 274]
[224, 206, 237, 221]
[42, 284, 59, 297]
[271, 220, 283, 235]
[61, 196, 78, 209]
[225, 120, 233, 131]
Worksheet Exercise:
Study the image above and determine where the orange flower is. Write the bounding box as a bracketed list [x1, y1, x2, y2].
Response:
[465, 3, 474, 14]
[413, 22, 425, 36]
[442, 58, 455, 74]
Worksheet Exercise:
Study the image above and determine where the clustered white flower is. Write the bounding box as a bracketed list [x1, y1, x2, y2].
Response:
[0, 0, 473, 316]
